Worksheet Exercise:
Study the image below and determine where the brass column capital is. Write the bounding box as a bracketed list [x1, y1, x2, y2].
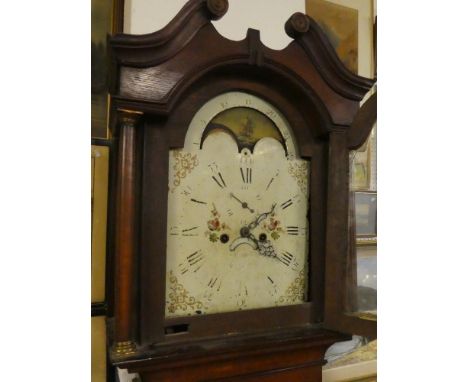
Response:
[117, 108, 143, 128]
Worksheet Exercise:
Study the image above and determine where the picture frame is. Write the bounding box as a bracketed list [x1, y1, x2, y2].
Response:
[306, 1, 377, 190]
[350, 124, 376, 191]
[305, 0, 375, 79]
[91, 316, 107, 382]
[354, 191, 377, 245]
[91, 0, 124, 139]
[347, 193, 377, 315]
[91, 144, 110, 303]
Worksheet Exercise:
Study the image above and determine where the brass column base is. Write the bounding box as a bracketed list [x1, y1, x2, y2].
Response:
[112, 340, 137, 357]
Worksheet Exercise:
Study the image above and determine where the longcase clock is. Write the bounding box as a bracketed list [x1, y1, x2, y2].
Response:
[107, 1, 376, 381]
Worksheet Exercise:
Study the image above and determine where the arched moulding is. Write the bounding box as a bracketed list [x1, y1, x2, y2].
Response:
[284, 12, 375, 101]
[110, 0, 375, 129]
[110, 0, 229, 66]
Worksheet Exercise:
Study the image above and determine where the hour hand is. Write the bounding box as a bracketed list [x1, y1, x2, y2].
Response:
[248, 203, 276, 230]
[230, 193, 255, 213]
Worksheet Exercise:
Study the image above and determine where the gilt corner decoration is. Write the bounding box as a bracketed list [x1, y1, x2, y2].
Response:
[107, 0, 376, 380]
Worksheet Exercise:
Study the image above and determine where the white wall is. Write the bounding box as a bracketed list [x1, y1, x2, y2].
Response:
[124, 0, 305, 50]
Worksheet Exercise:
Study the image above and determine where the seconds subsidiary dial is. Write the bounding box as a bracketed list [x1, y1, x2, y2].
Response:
[165, 92, 310, 317]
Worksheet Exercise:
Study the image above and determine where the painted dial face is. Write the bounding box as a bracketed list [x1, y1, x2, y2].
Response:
[165, 92, 310, 317]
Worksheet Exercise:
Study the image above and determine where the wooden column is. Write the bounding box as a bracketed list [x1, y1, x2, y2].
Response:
[112, 109, 142, 356]
[324, 130, 349, 323]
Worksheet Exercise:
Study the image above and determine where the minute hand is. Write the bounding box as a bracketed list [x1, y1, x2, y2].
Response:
[248, 203, 276, 230]
[230, 193, 255, 213]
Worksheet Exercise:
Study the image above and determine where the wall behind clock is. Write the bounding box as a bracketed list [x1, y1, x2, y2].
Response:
[124, 0, 305, 49]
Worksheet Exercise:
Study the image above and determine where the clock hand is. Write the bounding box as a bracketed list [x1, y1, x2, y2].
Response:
[230, 204, 277, 252]
[230, 232, 280, 265]
[229, 193, 255, 213]
[247, 203, 276, 230]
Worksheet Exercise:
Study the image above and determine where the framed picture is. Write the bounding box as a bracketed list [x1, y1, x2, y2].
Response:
[305, 0, 375, 78]
[347, 192, 377, 315]
[91, 316, 107, 382]
[91, 0, 124, 138]
[350, 124, 376, 191]
[354, 191, 377, 245]
[91, 145, 110, 303]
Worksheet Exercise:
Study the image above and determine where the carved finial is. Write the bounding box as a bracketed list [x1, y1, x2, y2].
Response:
[206, 0, 229, 20]
[247, 29, 263, 67]
[285, 12, 310, 39]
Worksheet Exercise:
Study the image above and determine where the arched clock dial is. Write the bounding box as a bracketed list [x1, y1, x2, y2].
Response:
[165, 92, 310, 317]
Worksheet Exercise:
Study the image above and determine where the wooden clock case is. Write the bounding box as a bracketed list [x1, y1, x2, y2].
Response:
[107, 1, 376, 380]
